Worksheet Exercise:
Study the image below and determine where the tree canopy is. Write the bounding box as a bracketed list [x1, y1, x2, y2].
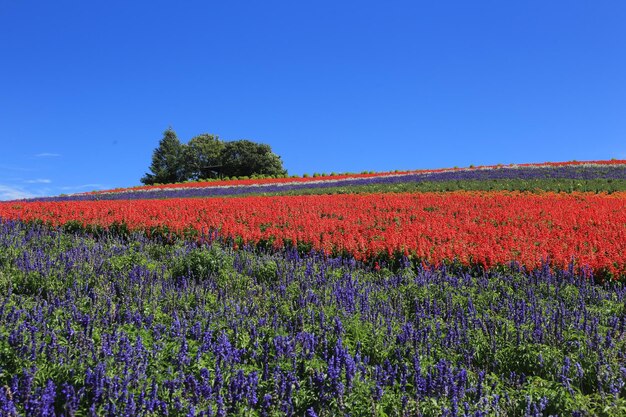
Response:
[220, 140, 287, 178]
[185, 134, 225, 180]
[141, 128, 186, 185]
[141, 129, 287, 184]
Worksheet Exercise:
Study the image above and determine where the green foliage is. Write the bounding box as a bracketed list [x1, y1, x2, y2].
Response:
[141, 128, 187, 185]
[254, 259, 279, 284]
[225, 178, 626, 199]
[141, 130, 288, 184]
[220, 139, 287, 178]
[170, 245, 231, 282]
[105, 251, 157, 275]
[185, 133, 225, 180]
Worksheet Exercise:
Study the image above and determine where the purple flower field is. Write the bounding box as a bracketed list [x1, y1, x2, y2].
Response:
[0, 219, 624, 416]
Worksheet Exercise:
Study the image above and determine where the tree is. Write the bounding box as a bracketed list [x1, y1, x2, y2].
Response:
[220, 140, 287, 178]
[141, 131, 288, 184]
[184, 134, 225, 180]
[141, 128, 187, 185]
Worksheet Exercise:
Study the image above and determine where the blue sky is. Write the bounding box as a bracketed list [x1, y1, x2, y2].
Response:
[1, 1, 625, 200]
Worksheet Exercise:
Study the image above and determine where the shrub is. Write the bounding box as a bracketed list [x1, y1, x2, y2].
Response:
[171, 246, 231, 282]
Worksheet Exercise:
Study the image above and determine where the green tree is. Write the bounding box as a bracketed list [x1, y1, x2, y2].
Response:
[220, 140, 287, 178]
[141, 128, 187, 185]
[185, 134, 225, 180]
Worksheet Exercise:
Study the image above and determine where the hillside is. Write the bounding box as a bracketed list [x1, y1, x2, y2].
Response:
[0, 160, 625, 416]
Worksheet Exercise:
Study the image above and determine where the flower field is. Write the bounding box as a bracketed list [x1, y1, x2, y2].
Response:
[88, 159, 626, 195]
[25, 161, 626, 202]
[1, 191, 625, 278]
[0, 161, 626, 416]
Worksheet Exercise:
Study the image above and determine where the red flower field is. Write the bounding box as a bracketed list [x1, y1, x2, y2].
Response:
[2, 191, 624, 277]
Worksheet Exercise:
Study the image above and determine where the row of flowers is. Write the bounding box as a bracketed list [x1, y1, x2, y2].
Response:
[2, 191, 625, 277]
[22, 162, 626, 202]
[69, 159, 626, 196]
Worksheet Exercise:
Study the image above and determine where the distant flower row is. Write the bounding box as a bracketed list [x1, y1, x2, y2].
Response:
[2, 191, 625, 277]
[24, 161, 626, 202]
[87, 159, 626, 193]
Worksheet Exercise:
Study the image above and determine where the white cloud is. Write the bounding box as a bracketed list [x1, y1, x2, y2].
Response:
[34, 153, 61, 158]
[24, 179, 51, 184]
[0, 184, 35, 201]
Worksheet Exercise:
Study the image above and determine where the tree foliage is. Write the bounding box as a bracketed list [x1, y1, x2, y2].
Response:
[185, 134, 225, 180]
[141, 129, 287, 184]
[220, 140, 287, 178]
[141, 128, 186, 185]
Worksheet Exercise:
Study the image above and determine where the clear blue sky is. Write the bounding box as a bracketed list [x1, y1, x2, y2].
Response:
[1, 1, 625, 199]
